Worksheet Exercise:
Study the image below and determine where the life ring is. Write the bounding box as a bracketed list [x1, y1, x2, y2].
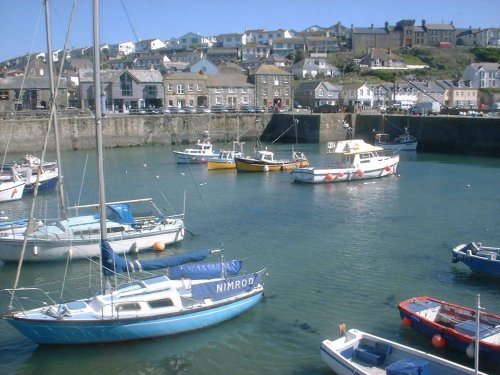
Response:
[327, 142, 335, 149]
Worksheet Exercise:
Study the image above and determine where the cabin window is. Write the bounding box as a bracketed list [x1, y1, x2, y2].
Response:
[148, 299, 174, 308]
[115, 302, 141, 311]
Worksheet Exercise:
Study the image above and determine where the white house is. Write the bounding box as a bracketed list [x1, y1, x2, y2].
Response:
[245, 29, 293, 45]
[290, 58, 340, 79]
[340, 83, 374, 107]
[108, 41, 135, 57]
[463, 62, 499, 88]
[134, 38, 166, 53]
[217, 33, 246, 48]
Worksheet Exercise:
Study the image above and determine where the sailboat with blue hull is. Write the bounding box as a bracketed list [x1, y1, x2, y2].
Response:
[2, 0, 264, 345]
[3, 241, 265, 345]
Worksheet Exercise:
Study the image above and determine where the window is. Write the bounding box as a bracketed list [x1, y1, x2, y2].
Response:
[145, 85, 157, 98]
[215, 87, 222, 93]
[274, 76, 279, 85]
[148, 299, 174, 308]
[115, 302, 141, 311]
[167, 83, 173, 92]
[120, 74, 132, 96]
[176, 84, 184, 94]
[196, 84, 202, 91]
[262, 76, 267, 84]
[188, 83, 193, 91]
[319, 89, 324, 97]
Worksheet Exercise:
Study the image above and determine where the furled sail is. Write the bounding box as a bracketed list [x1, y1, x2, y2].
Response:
[101, 240, 213, 276]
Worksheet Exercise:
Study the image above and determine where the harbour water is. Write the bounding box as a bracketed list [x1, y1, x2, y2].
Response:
[0, 143, 499, 374]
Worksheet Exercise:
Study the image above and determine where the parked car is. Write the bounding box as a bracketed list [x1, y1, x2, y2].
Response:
[168, 106, 186, 114]
[239, 105, 256, 113]
[211, 105, 229, 113]
[129, 108, 147, 115]
[157, 107, 170, 114]
[195, 106, 211, 114]
[313, 104, 340, 113]
[182, 107, 196, 114]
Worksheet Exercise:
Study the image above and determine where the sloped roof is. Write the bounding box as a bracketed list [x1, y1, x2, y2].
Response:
[253, 64, 292, 76]
[0, 76, 67, 89]
[207, 73, 253, 88]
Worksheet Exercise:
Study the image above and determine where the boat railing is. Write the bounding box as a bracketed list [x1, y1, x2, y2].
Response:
[2, 287, 57, 312]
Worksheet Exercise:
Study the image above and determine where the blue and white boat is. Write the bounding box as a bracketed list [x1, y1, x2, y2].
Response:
[320, 328, 486, 375]
[16, 155, 59, 193]
[3, 241, 265, 344]
[452, 242, 500, 277]
[173, 136, 219, 164]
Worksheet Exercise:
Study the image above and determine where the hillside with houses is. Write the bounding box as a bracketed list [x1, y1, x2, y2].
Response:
[0, 18, 499, 115]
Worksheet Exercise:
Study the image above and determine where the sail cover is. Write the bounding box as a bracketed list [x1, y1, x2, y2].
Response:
[101, 240, 210, 276]
[168, 260, 242, 280]
[191, 271, 263, 301]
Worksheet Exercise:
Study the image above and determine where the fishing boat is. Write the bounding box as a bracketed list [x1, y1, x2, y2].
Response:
[0, 198, 185, 262]
[374, 115, 418, 151]
[452, 242, 500, 277]
[207, 141, 245, 170]
[291, 139, 399, 184]
[321, 328, 486, 375]
[173, 136, 219, 164]
[0, 166, 26, 202]
[398, 296, 500, 362]
[235, 149, 308, 173]
[2, 0, 265, 345]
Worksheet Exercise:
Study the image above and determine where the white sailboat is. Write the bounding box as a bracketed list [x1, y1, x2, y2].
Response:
[2, 0, 265, 345]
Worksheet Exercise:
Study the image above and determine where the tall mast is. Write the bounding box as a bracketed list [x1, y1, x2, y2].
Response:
[92, 0, 106, 241]
[44, 0, 67, 219]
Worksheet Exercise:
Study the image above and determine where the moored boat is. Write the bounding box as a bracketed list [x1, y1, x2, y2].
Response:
[0, 198, 185, 262]
[207, 141, 245, 170]
[15, 155, 59, 193]
[374, 115, 418, 151]
[452, 242, 500, 277]
[398, 296, 500, 362]
[291, 139, 399, 184]
[173, 137, 219, 164]
[3, 241, 265, 344]
[235, 148, 308, 173]
[321, 328, 486, 375]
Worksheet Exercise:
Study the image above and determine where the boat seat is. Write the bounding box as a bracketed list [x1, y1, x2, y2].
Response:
[354, 346, 383, 366]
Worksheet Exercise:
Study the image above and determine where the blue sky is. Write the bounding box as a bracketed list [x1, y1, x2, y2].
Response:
[1, 0, 498, 62]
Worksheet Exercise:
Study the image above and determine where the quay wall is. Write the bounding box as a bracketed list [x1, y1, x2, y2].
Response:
[1, 113, 499, 157]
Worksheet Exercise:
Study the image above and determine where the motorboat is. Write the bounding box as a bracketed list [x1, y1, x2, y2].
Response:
[235, 149, 308, 173]
[452, 242, 500, 277]
[291, 139, 399, 183]
[321, 328, 486, 375]
[0, 166, 25, 202]
[173, 137, 219, 164]
[398, 296, 500, 362]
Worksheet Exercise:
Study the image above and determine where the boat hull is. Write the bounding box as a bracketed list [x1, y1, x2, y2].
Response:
[24, 175, 59, 193]
[0, 224, 185, 262]
[375, 141, 417, 151]
[4, 292, 263, 345]
[173, 152, 218, 164]
[291, 158, 399, 184]
[321, 328, 485, 375]
[207, 160, 236, 170]
[398, 296, 500, 362]
[235, 158, 283, 172]
[452, 243, 500, 277]
[0, 180, 25, 202]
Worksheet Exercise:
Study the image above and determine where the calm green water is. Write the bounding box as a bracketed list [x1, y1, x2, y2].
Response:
[0, 144, 499, 375]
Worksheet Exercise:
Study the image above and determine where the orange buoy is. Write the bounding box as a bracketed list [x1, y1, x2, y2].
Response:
[401, 317, 412, 328]
[356, 169, 364, 177]
[384, 165, 391, 172]
[325, 173, 334, 181]
[153, 241, 166, 251]
[432, 334, 446, 348]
